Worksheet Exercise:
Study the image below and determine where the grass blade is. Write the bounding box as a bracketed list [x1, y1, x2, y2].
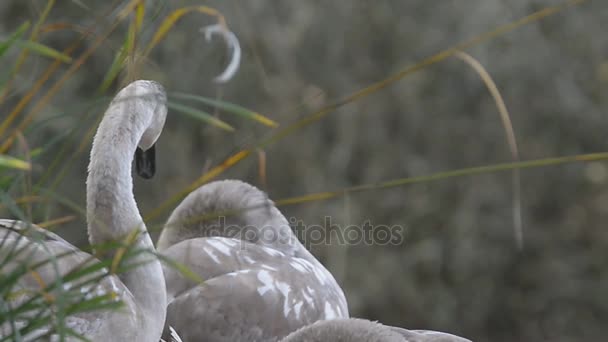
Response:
[134, 2, 145, 34]
[144, 0, 588, 221]
[172, 92, 278, 127]
[167, 101, 234, 132]
[274, 152, 608, 207]
[454, 50, 523, 249]
[0, 155, 31, 171]
[98, 47, 128, 93]
[0, 22, 30, 57]
[15, 40, 72, 63]
[143, 5, 224, 56]
[0, 0, 140, 153]
[154, 252, 205, 285]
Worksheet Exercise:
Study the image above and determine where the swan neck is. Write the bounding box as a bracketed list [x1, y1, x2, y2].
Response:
[158, 180, 311, 259]
[87, 107, 148, 242]
[86, 96, 166, 337]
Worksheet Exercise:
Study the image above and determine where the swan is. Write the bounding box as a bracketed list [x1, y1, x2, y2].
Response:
[280, 318, 472, 342]
[0, 80, 168, 341]
[156, 179, 349, 341]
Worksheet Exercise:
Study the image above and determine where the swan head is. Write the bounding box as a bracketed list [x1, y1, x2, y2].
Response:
[111, 80, 167, 179]
[130, 80, 167, 151]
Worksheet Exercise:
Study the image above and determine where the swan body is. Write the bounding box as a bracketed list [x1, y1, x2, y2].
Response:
[157, 180, 348, 341]
[0, 80, 168, 341]
[280, 318, 472, 342]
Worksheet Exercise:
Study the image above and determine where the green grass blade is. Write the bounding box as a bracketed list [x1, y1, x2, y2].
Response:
[61, 327, 92, 342]
[154, 251, 205, 284]
[0, 21, 30, 57]
[15, 40, 72, 63]
[0, 155, 31, 171]
[98, 47, 127, 93]
[168, 101, 235, 132]
[65, 295, 123, 315]
[171, 92, 278, 127]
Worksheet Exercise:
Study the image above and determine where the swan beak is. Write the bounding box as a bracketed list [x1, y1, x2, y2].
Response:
[135, 145, 156, 179]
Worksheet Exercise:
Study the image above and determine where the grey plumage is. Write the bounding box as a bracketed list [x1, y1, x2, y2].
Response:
[280, 318, 473, 342]
[158, 180, 349, 341]
[0, 219, 141, 340]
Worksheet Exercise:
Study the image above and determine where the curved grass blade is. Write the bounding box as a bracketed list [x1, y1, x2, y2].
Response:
[99, 1, 145, 94]
[15, 40, 72, 63]
[0, 21, 30, 57]
[39, 22, 89, 35]
[153, 252, 205, 285]
[171, 92, 278, 127]
[98, 47, 128, 93]
[454, 50, 523, 249]
[134, 2, 145, 34]
[144, 0, 587, 222]
[65, 295, 123, 315]
[257, 149, 267, 187]
[0, 196, 43, 210]
[143, 5, 225, 56]
[168, 101, 234, 132]
[35, 216, 76, 229]
[0, 154, 31, 171]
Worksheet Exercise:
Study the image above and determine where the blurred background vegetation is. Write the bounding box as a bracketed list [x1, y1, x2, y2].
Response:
[1, 0, 607, 341]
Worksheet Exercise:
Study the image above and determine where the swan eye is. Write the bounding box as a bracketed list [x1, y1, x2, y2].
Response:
[135, 145, 156, 179]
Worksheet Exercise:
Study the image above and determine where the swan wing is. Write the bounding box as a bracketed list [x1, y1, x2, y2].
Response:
[165, 268, 322, 341]
[0, 219, 94, 290]
[280, 318, 405, 342]
[162, 237, 348, 341]
[280, 319, 473, 342]
[391, 327, 473, 342]
[0, 220, 138, 340]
